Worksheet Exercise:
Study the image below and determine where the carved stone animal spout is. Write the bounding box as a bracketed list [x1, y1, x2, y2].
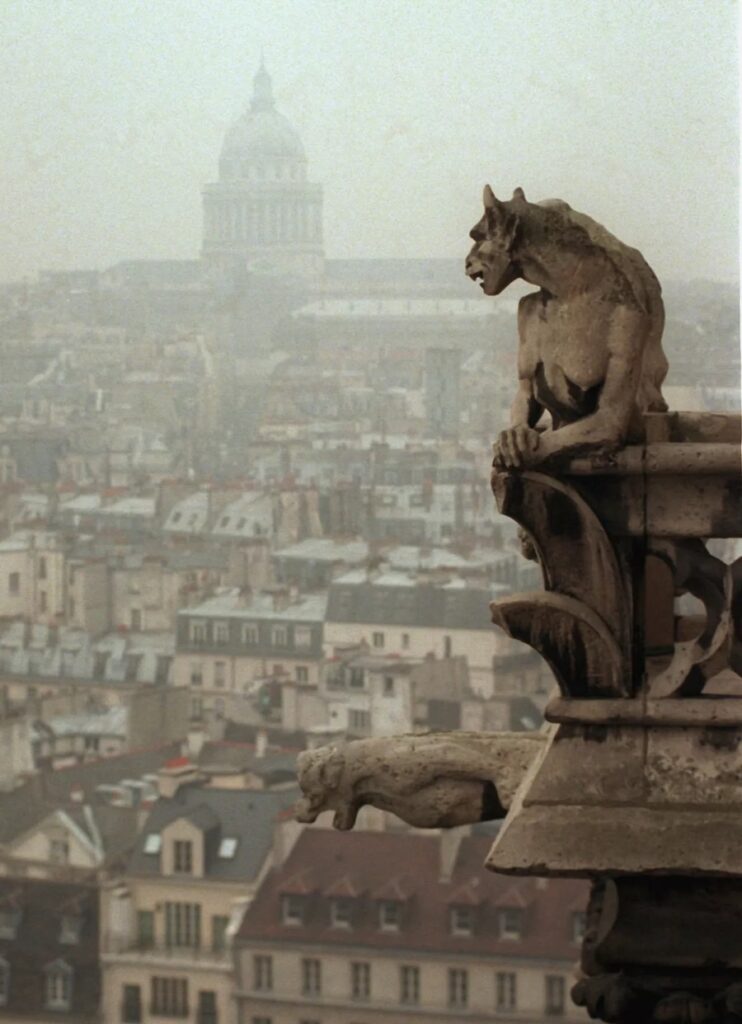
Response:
[466, 185, 668, 469]
[295, 731, 546, 831]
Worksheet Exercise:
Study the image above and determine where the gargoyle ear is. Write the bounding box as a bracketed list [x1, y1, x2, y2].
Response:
[483, 184, 499, 211]
[512, 187, 526, 201]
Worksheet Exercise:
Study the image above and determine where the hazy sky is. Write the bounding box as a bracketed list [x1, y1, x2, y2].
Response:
[0, 0, 738, 283]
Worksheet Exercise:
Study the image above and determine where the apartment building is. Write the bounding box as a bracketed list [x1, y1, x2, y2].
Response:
[174, 589, 326, 721]
[234, 828, 588, 1024]
[324, 571, 510, 696]
[101, 760, 299, 1024]
[0, 532, 66, 623]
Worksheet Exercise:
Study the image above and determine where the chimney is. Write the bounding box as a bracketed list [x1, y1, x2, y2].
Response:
[439, 827, 467, 883]
[157, 758, 202, 799]
[255, 729, 268, 759]
[186, 723, 207, 758]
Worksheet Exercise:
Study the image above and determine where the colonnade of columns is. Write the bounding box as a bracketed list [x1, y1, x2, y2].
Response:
[203, 197, 322, 245]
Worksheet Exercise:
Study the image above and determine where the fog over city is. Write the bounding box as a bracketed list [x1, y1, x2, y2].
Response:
[0, 0, 738, 283]
[0, 4, 738, 1023]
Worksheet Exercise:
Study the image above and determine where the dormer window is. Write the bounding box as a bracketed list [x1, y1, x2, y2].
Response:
[49, 838, 69, 865]
[281, 895, 305, 926]
[498, 907, 524, 940]
[450, 905, 473, 936]
[173, 840, 193, 874]
[59, 915, 82, 945]
[330, 898, 352, 929]
[378, 900, 401, 932]
[571, 910, 587, 943]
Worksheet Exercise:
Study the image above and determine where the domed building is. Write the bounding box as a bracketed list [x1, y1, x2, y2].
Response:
[201, 64, 324, 285]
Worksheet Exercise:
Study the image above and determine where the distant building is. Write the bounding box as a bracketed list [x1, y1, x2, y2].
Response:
[324, 570, 510, 696]
[234, 828, 588, 1024]
[425, 347, 461, 439]
[101, 761, 299, 1024]
[174, 588, 327, 721]
[202, 63, 324, 288]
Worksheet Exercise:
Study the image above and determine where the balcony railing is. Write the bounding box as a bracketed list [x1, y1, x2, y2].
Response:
[104, 933, 230, 964]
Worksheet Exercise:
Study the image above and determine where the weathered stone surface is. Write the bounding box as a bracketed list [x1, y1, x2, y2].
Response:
[295, 731, 545, 831]
[487, 803, 742, 877]
[523, 724, 646, 806]
[646, 726, 742, 806]
[466, 186, 668, 468]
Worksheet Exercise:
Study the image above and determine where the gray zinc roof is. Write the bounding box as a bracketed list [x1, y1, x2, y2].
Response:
[128, 784, 298, 882]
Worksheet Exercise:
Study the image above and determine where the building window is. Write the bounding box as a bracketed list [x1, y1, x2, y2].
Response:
[191, 697, 203, 720]
[131, 608, 142, 631]
[372, 631, 384, 648]
[379, 900, 400, 931]
[151, 977, 188, 1017]
[0, 910, 19, 940]
[242, 623, 259, 645]
[214, 661, 226, 688]
[211, 915, 229, 951]
[450, 905, 473, 936]
[49, 837, 69, 865]
[173, 841, 193, 875]
[165, 902, 201, 949]
[137, 910, 154, 949]
[190, 620, 207, 644]
[281, 895, 304, 926]
[122, 983, 142, 1023]
[496, 971, 517, 1012]
[0, 958, 9, 1007]
[383, 676, 395, 696]
[197, 990, 217, 1024]
[349, 708, 370, 733]
[572, 910, 587, 943]
[272, 625, 288, 646]
[448, 968, 468, 1008]
[190, 663, 203, 686]
[8, 572, 19, 595]
[301, 958, 321, 996]
[545, 975, 566, 1016]
[400, 965, 419, 1005]
[401, 632, 410, 649]
[294, 625, 312, 649]
[59, 914, 82, 945]
[351, 961, 370, 1001]
[296, 665, 309, 683]
[38, 557, 47, 580]
[253, 954, 273, 991]
[331, 898, 352, 929]
[443, 635, 452, 657]
[498, 906, 524, 939]
[39, 590, 47, 613]
[45, 960, 73, 1011]
[214, 621, 229, 644]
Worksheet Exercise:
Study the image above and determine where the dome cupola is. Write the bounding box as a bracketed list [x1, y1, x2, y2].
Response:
[219, 62, 306, 180]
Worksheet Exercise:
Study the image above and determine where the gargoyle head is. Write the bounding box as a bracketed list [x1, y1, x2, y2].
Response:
[295, 746, 359, 830]
[465, 185, 523, 295]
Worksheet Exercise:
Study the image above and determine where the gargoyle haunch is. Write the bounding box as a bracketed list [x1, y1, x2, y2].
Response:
[466, 186, 669, 468]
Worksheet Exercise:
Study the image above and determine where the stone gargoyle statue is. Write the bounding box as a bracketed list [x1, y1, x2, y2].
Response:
[295, 731, 545, 831]
[465, 185, 669, 469]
